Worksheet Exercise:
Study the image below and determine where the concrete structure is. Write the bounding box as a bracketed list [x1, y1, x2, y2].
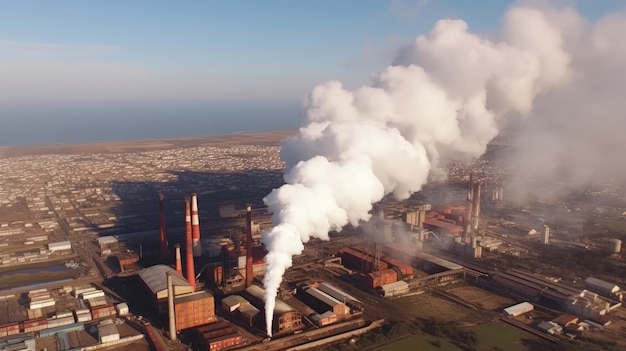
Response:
[503, 302, 534, 317]
[537, 321, 562, 335]
[191, 193, 201, 257]
[541, 225, 550, 245]
[167, 272, 177, 341]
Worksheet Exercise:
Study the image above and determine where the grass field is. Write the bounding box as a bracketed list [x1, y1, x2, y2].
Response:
[374, 321, 544, 351]
[375, 335, 465, 351]
[473, 321, 543, 351]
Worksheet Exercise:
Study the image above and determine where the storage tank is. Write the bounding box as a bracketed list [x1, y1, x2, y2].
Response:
[610, 239, 622, 254]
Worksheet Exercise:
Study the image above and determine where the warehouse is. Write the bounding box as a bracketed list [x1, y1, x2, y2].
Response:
[503, 302, 534, 317]
[379, 281, 409, 298]
[174, 291, 216, 331]
[98, 321, 120, 343]
[316, 282, 364, 312]
[137, 265, 195, 313]
[244, 285, 303, 334]
[48, 241, 71, 253]
[300, 286, 348, 317]
[195, 321, 242, 351]
[585, 277, 622, 301]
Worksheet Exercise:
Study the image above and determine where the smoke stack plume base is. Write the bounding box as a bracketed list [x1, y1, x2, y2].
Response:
[191, 193, 201, 257]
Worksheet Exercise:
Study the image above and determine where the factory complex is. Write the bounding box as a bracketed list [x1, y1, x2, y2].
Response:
[2, 136, 626, 350]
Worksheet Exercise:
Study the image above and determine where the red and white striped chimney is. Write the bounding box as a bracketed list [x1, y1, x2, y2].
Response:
[174, 243, 182, 276]
[191, 193, 201, 257]
[159, 194, 169, 262]
[245, 202, 253, 288]
[184, 198, 196, 289]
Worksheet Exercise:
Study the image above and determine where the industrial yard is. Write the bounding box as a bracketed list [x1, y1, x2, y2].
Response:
[0, 132, 626, 351]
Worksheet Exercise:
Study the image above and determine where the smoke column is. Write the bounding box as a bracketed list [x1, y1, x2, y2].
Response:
[261, 4, 573, 337]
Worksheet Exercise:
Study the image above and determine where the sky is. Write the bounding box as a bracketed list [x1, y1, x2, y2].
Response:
[0, 0, 624, 146]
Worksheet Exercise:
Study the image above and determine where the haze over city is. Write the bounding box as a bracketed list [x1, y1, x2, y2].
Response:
[2, 1, 626, 351]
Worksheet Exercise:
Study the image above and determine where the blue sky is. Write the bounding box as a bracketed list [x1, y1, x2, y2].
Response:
[0, 0, 624, 146]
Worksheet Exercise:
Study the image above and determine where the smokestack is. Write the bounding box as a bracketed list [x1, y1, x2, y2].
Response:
[464, 174, 474, 242]
[191, 193, 201, 257]
[174, 243, 182, 276]
[184, 198, 196, 289]
[473, 182, 482, 230]
[159, 194, 169, 262]
[245, 202, 254, 288]
[166, 272, 177, 341]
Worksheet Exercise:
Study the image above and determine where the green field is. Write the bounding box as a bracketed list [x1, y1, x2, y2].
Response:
[376, 335, 464, 351]
[375, 321, 546, 351]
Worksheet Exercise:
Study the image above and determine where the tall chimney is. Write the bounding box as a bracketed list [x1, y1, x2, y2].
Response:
[159, 194, 169, 262]
[184, 198, 196, 289]
[174, 243, 183, 276]
[473, 182, 482, 230]
[166, 272, 177, 341]
[191, 193, 201, 257]
[245, 202, 254, 287]
[464, 174, 474, 243]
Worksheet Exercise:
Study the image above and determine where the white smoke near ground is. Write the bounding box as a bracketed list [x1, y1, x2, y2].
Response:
[261, 4, 574, 337]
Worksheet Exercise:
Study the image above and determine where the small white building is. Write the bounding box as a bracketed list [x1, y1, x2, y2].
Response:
[98, 322, 120, 343]
[48, 241, 71, 252]
[537, 321, 562, 335]
[379, 281, 409, 298]
[115, 302, 129, 316]
[503, 302, 534, 317]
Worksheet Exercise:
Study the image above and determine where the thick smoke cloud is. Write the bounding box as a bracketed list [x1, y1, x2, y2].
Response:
[261, 4, 575, 336]
[506, 8, 626, 200]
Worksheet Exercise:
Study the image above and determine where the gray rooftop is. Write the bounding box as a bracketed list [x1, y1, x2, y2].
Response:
[138, 265, 194, 299]
[304, 287, 345, 308]
[245, 285, 295, 314]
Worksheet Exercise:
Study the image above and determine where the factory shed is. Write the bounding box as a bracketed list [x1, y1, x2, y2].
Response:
[379, 281, 409, 298]
[174, 291, 216, 331]
[585, 277, 620, 295]
[311, 311, 337, 327]
[244, 285, 303, 334]
[138, 265, 194, 313]
[222, 295, 248, 313]
[98, 322, 120, 343]
[301, 287, 348, 317]
[503, 302, 534, 317]
[537, 321, 562, 335]
[237, 302, 261, 327]
[48, 241, 71, 252]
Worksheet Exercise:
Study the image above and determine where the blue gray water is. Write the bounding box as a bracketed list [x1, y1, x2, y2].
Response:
[0, 102, 301, 147]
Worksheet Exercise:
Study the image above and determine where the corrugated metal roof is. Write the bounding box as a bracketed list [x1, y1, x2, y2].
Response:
[245, 285, 294, 314]
[585, 277, 620, 293]
[174, 290, 213, 304]
[138, 265, 193, 299]
[304, 287, 344, 308]
[380, 281, 409, 291]
[503, 302, 534, 316]
[98, 323, 119, 337]
[222, 295, 248, 309]
[239, 303, 260, 318]
[317, 282, 361, 304]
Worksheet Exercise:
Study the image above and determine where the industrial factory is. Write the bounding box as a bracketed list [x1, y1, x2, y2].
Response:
[2, 170, 626, 351]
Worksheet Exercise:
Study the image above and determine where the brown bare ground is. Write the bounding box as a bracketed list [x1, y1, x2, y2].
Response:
[387, 292, 485, 323]
[446, 284, 515, 311]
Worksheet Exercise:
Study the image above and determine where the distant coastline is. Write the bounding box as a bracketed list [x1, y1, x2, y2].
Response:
[0, 130, 295, 158]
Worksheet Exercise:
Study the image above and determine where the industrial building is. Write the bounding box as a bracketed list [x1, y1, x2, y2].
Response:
[194, 320, 243, 351]
[138, 264, 195, 313]
[174, 291, 216, 331]
[503, 302, 534, 317]
[243, 285, 303, 334]
[299, 286, 348, 317]
[584, 277, 623, 301]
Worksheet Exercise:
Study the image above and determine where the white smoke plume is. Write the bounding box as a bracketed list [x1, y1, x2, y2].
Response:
[262, 4, 573, 337]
